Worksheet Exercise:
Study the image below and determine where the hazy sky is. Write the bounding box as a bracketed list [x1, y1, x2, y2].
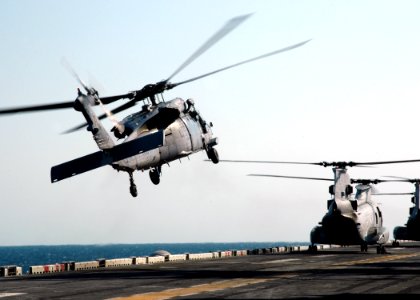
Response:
[1, 0, 420, 246]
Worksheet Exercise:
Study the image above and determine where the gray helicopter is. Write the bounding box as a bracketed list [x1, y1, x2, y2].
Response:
[217, 159, 420, 253]
[0, 14, 310, 197]
[381, 177, 420, 246]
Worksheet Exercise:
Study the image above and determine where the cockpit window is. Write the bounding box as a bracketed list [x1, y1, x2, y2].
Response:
[355, 189, 366, 201]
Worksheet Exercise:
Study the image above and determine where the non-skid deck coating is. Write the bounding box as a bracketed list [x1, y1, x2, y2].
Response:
[1, 243, 420, 299]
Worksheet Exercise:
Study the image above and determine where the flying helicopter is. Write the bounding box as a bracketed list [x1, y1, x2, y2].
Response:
[0, 14, 310, 197]
[215, 159, 420, 253]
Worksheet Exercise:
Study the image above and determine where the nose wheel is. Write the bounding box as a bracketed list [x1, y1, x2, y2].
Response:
[128, 171, 138, 197]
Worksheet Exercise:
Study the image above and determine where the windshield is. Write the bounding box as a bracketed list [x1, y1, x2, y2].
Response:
[355, 189, 367, 202]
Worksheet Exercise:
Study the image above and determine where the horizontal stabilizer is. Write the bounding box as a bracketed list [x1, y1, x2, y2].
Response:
[51, 130, 164, 182]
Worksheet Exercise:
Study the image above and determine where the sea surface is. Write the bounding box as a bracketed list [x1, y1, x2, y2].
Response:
[0, 242, 307, 274]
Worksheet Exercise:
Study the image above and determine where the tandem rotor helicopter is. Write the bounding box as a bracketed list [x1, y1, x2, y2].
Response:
[381, 177, 420, 246]
[0, 14, 310, 197]
[217, 159, 420, 253]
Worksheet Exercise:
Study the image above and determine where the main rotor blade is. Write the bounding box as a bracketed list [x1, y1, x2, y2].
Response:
[372, 193, 414, 196]
[351, 178, 405, 185]
[166, 13, 252, 82]
[383, 175, 411, 180]
[216, 158, 420, 168]
[216, 159, 321, 166]
[354, 159, 420, 166]
[382, 176, 420, 184]
[0, 101, 75, 114]
[381, 176, 420, 183]
[249, 174, 411, 185]
[99, 93, 134, 104]
[172, 39, 311, 87]
[248, 174, 333, 181]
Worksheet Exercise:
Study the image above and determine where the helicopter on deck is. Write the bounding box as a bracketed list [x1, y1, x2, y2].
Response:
[216, 159, 420, 253]
[381, 177, 420, 246]
[0, 14, 310, 197]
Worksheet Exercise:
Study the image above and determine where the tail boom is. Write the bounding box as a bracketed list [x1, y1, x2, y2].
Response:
[51, 130, 164, 182]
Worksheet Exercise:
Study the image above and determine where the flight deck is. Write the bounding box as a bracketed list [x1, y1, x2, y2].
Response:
[1, 243, 420, 299]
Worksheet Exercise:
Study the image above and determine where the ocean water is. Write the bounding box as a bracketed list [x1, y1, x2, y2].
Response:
[0, 242, 306, 274]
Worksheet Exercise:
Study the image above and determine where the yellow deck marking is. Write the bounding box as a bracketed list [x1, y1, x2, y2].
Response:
[253, 258, 300, 264]
[332, 253, 420, 266]
[111, 274, 296, 300]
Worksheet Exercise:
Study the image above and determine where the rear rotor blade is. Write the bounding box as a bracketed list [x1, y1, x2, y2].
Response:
[61, 57, 91, 94]
[62, 99, 136, 134]
[61, 57, 133, 105]
[62, 123, 87, 134]
[166, 13, 253, 82]
[248, 174, 333, 181]
[172, 39, 311, 87]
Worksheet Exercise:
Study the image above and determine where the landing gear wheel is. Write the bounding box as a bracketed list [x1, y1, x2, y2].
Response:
[207, 147, 219, 164]
[128, 171, 138, 197]
[361, 243, 368, 252]
[308, 245, 317, 253]
[130, 184, 138, 197]
[149, 168, 161, 185]
[392, 241, 400, 247]
[376, 245, 386, 254]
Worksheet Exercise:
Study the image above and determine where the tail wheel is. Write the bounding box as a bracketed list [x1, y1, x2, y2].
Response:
[207, 147, 219, 164]
[130, 184, 138, 197]
[128, 171, 138, 197]
[149, 168, 161, 185]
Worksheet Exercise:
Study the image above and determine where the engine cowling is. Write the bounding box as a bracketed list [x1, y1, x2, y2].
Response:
[111, 124, 127, 139]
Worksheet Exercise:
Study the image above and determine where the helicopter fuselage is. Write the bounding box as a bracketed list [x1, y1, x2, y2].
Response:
[112, 98, 217, 172]
[310, 168, 389, 250]
[393, 181, 420, 242]
[50, 94, 219, 197]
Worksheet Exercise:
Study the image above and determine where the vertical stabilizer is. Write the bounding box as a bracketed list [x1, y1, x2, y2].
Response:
[333, 167, 354, 213]
[75, 91, 115, 150]
[413, 182, 420, 216]
[333, 168, 351, 201]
